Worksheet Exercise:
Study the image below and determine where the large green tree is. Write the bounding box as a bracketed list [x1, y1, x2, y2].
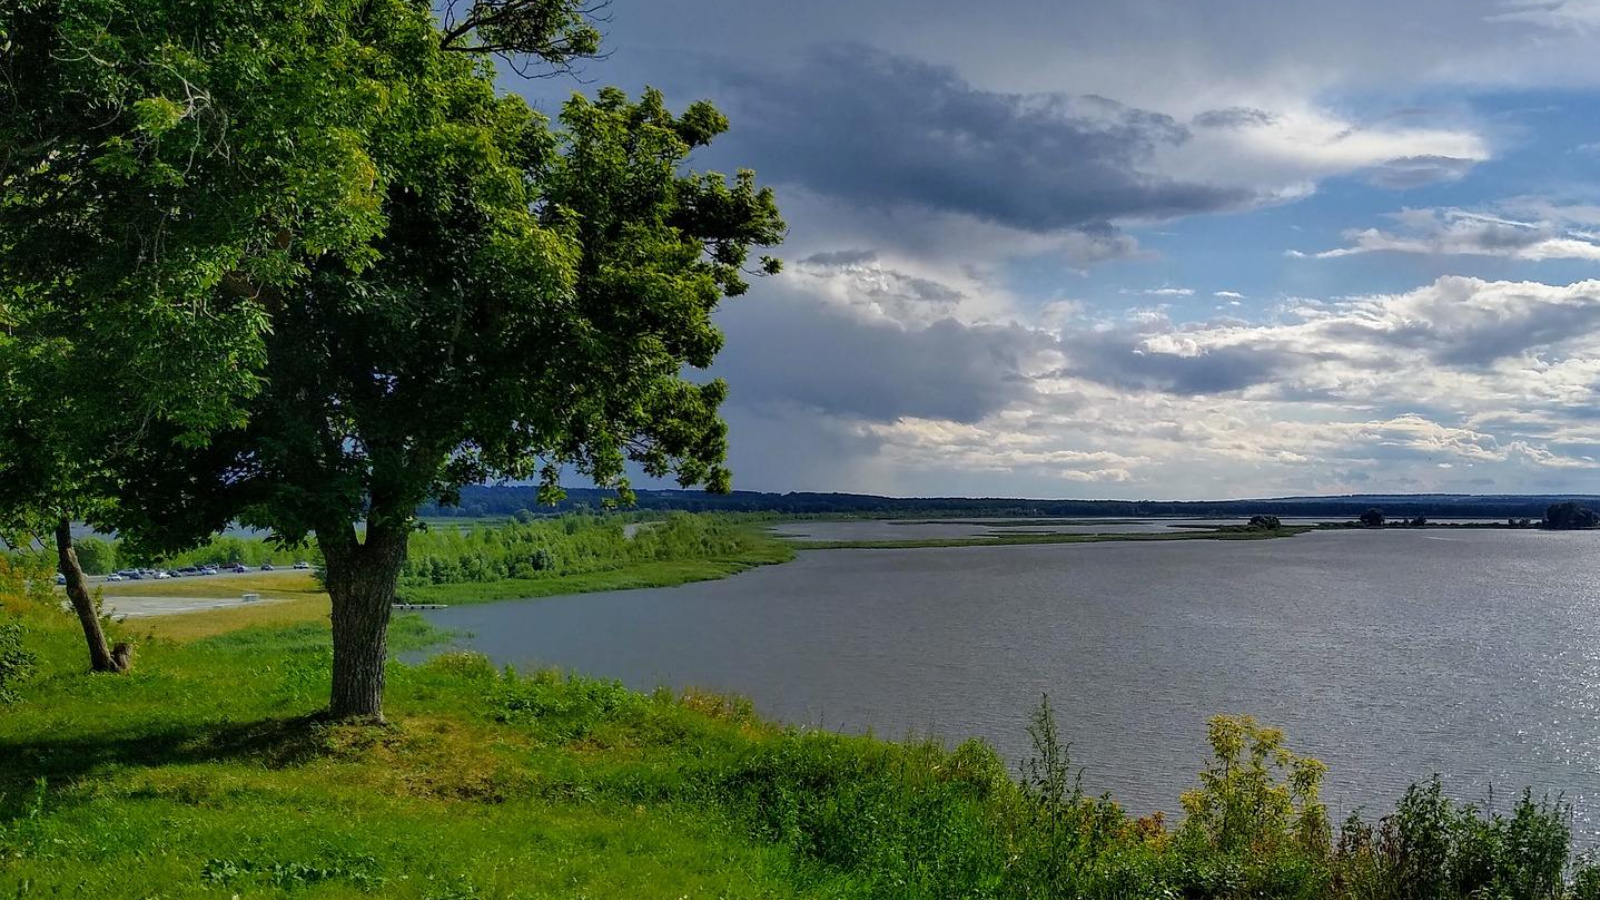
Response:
[1, 0, 783, 719]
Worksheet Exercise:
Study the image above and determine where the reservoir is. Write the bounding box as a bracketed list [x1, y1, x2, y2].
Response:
[418, 523, 1600, 836]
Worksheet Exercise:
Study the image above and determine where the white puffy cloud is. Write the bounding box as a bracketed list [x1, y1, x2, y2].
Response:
[1163, 104, 1487, 197]
[1123, 287, 1196, 297]
[1300, 207, 1600, 261]
[710, 275, 1600, 497]
[1491, 0, 1600, 30]
[859, 418, 1143, 483]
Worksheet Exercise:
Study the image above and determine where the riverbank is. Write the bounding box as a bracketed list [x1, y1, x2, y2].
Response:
[96, 542, 796, 638]
[3, 587, 1596, 897]
[91, 516, 1319, 621]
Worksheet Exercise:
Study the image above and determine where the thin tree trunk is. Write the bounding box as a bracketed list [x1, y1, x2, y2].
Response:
[54, 517, 122, 673]
[319, 521, 409, 722]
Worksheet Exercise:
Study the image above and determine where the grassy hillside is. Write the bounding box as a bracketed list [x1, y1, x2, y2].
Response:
[5, 561, 1600, 898]
[2, 606, 819, 897]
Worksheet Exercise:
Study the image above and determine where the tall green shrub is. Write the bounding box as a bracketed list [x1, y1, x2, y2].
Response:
[0, 557, 49, 702]
[72, 537, 116, 575]
[1180, 715, 1331, 857]
[398, 513, 760, 588]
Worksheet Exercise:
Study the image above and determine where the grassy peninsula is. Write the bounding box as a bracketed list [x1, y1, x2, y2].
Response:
[394, 514, 794, 606]
[783, 523, 1314, 550]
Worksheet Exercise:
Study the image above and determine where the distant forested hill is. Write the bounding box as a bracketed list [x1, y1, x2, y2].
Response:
[418, 487, 1600, 520]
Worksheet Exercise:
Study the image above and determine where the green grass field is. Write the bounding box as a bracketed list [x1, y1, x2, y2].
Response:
[1, 608, 835, 898]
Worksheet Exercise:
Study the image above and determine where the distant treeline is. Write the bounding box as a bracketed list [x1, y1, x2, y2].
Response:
[7, 535, 311, 577]
[420, 486, 1600, 521]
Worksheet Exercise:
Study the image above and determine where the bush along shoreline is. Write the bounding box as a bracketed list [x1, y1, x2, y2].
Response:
[2, 577, 1599, 899]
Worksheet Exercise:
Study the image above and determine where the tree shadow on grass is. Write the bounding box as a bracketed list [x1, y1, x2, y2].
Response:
[0, 712, 394, 819]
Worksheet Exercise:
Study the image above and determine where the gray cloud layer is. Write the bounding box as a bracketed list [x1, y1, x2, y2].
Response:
[708, 45, 1259, 235]
[716, 284, 1054, 424]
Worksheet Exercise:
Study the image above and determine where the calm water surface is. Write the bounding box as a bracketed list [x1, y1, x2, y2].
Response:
[419, 526, 1600, 836]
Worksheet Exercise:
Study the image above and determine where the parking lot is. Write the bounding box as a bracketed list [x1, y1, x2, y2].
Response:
[80, 568, 320, 618]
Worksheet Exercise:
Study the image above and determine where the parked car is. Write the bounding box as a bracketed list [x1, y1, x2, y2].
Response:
[107, 574, 125, 582]
[201, 566, 219, 576]
[153, 570, 172, 579]
[55, 573, 65, 585]
[175, 566, 200, 577]
[293, 561, 311, 570]
[260, 563, 274, 571]
[227, 563, 248, 573]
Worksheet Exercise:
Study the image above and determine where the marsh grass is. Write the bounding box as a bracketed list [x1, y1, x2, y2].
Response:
[398, 541, 795, 606]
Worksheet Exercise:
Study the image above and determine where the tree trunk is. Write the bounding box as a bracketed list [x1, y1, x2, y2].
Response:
[54, 518, 124, 673]
[319, 522, 409, 722]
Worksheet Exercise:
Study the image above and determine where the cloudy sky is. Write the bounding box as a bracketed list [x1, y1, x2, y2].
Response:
[521, 0, 1600, 499]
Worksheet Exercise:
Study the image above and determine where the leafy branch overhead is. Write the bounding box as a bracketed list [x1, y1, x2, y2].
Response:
[438, 0, 609, 78]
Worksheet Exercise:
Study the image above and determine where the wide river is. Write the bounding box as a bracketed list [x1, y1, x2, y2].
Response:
[418, 522, 1600, 836]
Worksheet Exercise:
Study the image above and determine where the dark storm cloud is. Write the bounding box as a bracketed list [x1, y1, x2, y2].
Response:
[714, 285, 1052, 423]
[707, 45, 1261, 234]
